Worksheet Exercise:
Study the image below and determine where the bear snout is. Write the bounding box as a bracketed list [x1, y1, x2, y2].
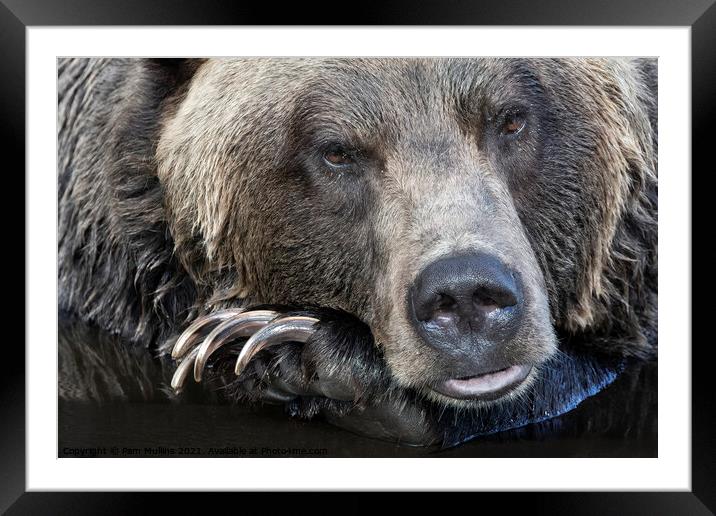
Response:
[407, 252, 535, 400]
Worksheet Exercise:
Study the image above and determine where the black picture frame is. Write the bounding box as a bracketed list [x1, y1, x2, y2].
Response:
[5, 0, 711, 513]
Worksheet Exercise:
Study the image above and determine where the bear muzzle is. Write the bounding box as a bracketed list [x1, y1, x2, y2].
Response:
[408, 252, 533, 400]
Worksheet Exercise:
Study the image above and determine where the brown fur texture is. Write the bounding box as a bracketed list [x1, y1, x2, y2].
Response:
[58, 58, 657, 433]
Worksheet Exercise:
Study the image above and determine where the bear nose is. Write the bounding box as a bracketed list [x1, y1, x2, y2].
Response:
[409, 253, 523, 353]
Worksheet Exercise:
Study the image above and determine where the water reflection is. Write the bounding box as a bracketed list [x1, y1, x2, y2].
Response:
[59, 321, 656, 457]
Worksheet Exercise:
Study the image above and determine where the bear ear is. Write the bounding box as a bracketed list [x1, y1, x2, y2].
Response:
[143, 58, 206, 93]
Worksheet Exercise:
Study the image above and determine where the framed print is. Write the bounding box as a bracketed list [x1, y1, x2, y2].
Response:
[6, 0, 711, 512]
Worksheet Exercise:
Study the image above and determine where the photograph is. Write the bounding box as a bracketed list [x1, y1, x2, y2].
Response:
[57, 56, 658, 457]
[7, 6, 707, 509]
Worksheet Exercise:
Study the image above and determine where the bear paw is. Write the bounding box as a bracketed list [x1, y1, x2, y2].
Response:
[168, 306, 442, 445]
[169, 306, 390, 409]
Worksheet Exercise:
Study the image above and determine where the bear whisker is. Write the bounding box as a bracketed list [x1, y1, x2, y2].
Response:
[193, 310, 278, 382]
[171, 308, 244, 359]
[234, 316, 319, 377]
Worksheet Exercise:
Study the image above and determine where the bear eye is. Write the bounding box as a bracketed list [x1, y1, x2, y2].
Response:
[501, 112, 527, 136]
[323, 145, 355, 168]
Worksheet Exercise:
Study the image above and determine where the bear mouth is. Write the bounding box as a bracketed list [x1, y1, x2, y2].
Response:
[430, 364, 533, 401]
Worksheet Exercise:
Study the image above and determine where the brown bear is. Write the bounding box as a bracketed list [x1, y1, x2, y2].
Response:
[58, 58, 657, 446]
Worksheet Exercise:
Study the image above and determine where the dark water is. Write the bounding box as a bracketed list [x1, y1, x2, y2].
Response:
[58, 323, 657, 458]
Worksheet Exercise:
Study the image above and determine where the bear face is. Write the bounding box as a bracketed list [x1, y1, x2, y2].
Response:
[58, 57, 657, 443]
[154, 58, 655, 406]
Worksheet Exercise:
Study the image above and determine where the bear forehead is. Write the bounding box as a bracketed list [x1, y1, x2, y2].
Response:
[184, 57, 555, 145]
[198, 57, 534, 107]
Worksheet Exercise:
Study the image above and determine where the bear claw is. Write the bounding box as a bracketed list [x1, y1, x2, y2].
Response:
[171, 308, 244, 359]
[170, 347, 200, 392]
[233, 316, 319, 377]
[169, 310, 317, 394]
[194, 310, 278, 381]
